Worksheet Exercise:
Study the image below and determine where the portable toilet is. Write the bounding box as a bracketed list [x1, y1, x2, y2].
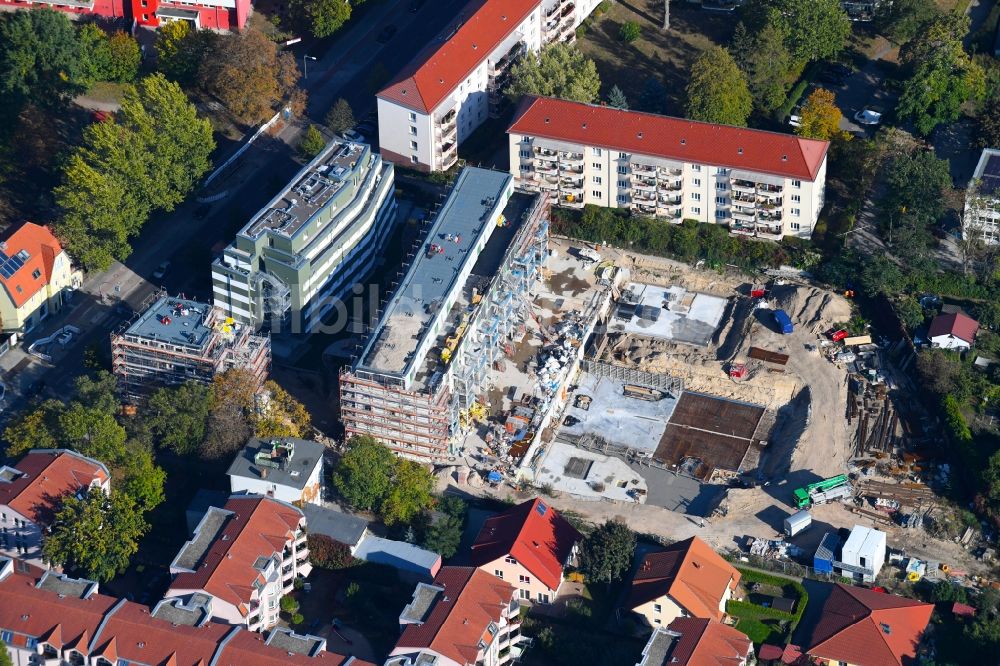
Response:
[814, 532, 841, 574]
[784, 510, 812, 537]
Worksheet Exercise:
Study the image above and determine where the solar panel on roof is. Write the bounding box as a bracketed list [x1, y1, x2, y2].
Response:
[536, 502, 547, 516]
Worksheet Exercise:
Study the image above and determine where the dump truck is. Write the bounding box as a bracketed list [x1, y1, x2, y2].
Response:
[793, 474, 851, 509]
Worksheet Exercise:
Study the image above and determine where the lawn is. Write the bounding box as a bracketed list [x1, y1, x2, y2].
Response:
[726, 568, 810, 646]
[575, 0, 737, 115]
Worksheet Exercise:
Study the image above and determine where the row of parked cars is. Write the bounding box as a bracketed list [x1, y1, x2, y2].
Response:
[788, 62, 882, 130]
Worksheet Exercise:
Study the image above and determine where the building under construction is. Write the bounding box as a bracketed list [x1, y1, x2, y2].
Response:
[111, 292, 271, 401]
[339, 168, 550, 461]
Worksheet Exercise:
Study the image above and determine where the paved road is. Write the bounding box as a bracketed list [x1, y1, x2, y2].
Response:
[0, 0, 473, 421]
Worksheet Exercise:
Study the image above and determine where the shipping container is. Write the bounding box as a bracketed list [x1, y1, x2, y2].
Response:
[784, 510, 812, 537]
[773, 309, 794, 334]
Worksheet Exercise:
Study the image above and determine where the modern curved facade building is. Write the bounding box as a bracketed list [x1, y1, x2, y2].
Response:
[212, 140, 397, 333]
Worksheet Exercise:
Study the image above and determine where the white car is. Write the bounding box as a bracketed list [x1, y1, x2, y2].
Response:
[341, 130, 365, 144]
[854, 108, 882, 126]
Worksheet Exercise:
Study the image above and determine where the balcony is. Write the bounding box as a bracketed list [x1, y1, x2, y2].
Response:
[439, 109, 456, 129]
[535, 162, 558, 176]
[731, 223, 756, 236]
[491, 42, 526, 76]
[658, 167, 683, 177]
[557, 152, 584, 167]
[759, 184, 783, 194]
[659, 194, 682, 206]
[731, 180, 756, 195]
[756, 224, 784, 239]
[731, 193, 755, 205]
[756, 198, 782, 211]
[731, 209, 755, 222]
[561, 194, 584, 208]
[534, 149, 559, 162]
[632, 180, 657, 193]
[630, 162, 656, 174]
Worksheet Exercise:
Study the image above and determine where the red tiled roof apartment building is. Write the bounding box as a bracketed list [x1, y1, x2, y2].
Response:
[469, 498, 581, 604]
[164, 495, 311, 633]
[0, 449, 110, 569]
[0, 557, 371, 666]
[0, 0, 252, 32]
[637, 618, 754, 666]
[626, 536, 741, 628]
[508, 96, 831, 239]
[794, 583, 933, 666]
[376, 0, 604, 172]
[386, 567, 526, 666]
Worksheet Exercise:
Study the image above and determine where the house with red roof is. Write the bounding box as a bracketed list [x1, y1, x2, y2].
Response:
[507, 96, 830, 240]
[794, 583, 933, 666]
[0, 556, 372, 666]
[928, 311, 979, 350]
[637, 618, 754, 666]
[386, 566, 526, 666]
[0, 222, 81, 335]
[376, 0, 603, 173]
[164, 495, 311, 632]
[469, 498, 581, 605]
[0, 449, 110, 569]
[626, 537, 741, 628]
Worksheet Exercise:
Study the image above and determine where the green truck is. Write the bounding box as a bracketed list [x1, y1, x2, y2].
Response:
[793, 474, 851, 508]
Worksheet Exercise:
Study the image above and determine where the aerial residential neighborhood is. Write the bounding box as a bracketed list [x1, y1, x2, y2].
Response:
[1, 0, 1000, 665]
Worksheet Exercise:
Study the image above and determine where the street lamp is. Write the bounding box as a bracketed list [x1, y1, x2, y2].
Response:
[303, 55, 317, 80]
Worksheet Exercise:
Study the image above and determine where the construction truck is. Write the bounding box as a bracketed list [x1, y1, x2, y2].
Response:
[793, 474, 852, 509]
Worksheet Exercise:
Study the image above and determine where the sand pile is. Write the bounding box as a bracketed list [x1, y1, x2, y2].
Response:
[771, 285, 851, 333]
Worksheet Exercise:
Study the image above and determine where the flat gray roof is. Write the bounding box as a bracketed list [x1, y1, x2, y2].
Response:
[266, 628, 324, 656]
[301, 503, 369, 547]
[356, 167, 512, 378]
[400, 583, 443, 624]
[36, 571, 95, 599]
[639, 628, 681, 666]
[151, 597, 211, 627]
[227, 437, 325, 491]
[173, 506, 233, 571]
[124, 296, 215, 351]
[354, 535, 441, 575]
[244, 141, 367, 241]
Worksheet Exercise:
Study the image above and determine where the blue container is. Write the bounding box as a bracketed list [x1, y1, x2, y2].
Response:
[773, 309, 794, 334]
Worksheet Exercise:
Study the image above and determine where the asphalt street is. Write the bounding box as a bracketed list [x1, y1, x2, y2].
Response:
[0, 0, 473, 420]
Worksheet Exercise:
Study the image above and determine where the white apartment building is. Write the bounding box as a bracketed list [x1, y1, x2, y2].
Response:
[165, 495, 311, 633]
[0, 450, 109, 569]
[964, 148, 1000, 245]
[212, 139, 396, 332]
[377, 0, 601, 173]
[508, 97, 830, 239]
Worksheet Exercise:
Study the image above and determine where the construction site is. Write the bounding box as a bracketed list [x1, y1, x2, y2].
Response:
[111, 291, 272, 401]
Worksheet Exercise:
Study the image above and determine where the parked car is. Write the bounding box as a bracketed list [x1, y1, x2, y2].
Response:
[355, 121, 376, 136]
[377, 24, 397, 44]
[153, 261, 170, 279]
[341, 129, 365, 144]
[854, 107, 883, 126]
[820, 64, 851, 86]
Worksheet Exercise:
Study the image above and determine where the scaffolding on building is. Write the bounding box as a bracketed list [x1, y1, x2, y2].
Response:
[579, 359, 684, 396]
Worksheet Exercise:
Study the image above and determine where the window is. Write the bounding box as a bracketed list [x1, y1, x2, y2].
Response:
[409, 126, 417, 136]
[409, 112, 417, 122]
[691, 193, 701, 201]
[32, 268, 41, 279]
[519, 575, 531, 584]
[653, 604, 662, 613]
[792, 179, 802, 187]
[495, 569, 504, 579]
[617, 195, 627, 203]
[411, 156, 419, 164]
[2, 631, 13, 643]
[654, 619, 661, 625]
[505, 556, 517, 565]
[716, 182, 727, 191]
[618, 152, 627, 159]
[519, 164, 530, 172]
[715, 210, 728, 219]
[410, 141, 418, 150]
[592, 162, 601, 169]
[537, 592, 550, 603]
[519, 589, 530, 600]
[715, 196, 727, 205]
[26, 638, 37, 650]
[692, 165, 701, 172]
[692, 178, 701, 186]
[617, 165, 627, 174]
[692, 207, 701, 214]
[791, 222, 801, 231]
[791, 208, 801, 216]
[716, 167, 728, 175]
[592, 148, 602, 156]
[593, 176, 602, 184]
[791, 194, 801, 203]
[618, 180, 628, 189]
[592, 190, 603, 198]
[520, 150, 530, 158]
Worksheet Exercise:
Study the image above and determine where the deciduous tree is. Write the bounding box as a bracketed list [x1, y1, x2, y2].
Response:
[748, 0, 850, 66]
[684, 46, 752, 126]
[43, 488, 148, 582]
[333, 435, 396, 511]
[508, 43, 601, 104]
[380, 459, 433, 526]
[881, 150, 953, 230]
[2, 399, 63, 456]
[797, 88, 849, 141]
[308, 533, 357, 569]
[203, 369, 256, 459]
[290, 0, 352, 39]
[325, 98, 355, 134]
[977, 94, 1000, 149]
[874, 0, 939, 45]
[0, 9, 84, 110]
[898, 13, 985, 135]
[155, 20, 215, 86]
[730, 17, 792, 113]
[198, 28, 300, 125]
[255, 380, 312, 438]
[145, 382, 211, 455]
[579, 519, 635, 584]
[298, 125, 326, 159]
[117, 440, 166, 513]
[422, 513, 463, 558]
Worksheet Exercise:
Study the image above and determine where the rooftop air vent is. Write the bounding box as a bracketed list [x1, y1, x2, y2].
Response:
[544, 117, 550, 124]
[680, 139, 686, 145]
[738, 147, 743, 155]
[637, 132, 643, 139]
[782, 155, 788, 161]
